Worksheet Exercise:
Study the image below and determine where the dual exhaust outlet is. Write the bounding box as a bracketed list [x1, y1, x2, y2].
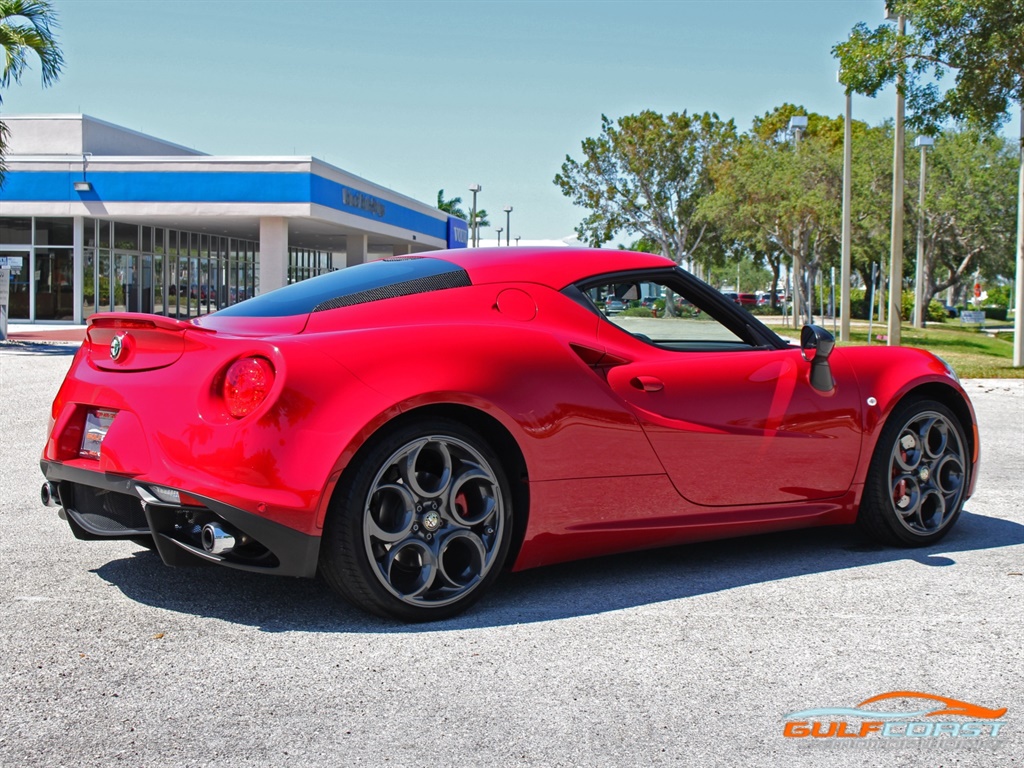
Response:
[40, 482, 60, 508]
[200, 522, 238, 555]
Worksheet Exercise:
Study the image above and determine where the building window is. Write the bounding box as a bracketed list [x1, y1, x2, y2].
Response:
[0, 217, 32, 245]
[288, 246, 335, 284]
[34, 218, 74, 246]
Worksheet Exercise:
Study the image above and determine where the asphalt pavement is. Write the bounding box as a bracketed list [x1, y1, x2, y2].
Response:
[1, 340, 1022, 767]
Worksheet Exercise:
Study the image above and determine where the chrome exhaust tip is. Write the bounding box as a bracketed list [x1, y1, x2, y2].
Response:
[201, 522, 236, 555]
[41, 482, 60, 508]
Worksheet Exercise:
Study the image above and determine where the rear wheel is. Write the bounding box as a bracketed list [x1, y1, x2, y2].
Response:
[858, 399, 969, 547]
[320, 418, 512, 621]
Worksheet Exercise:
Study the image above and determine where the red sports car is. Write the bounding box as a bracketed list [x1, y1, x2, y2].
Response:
[40, 248, 978, 621]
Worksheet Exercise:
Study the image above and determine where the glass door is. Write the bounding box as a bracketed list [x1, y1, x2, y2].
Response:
[140, 254, 154, 314]
[34, 249, 74, 320]
[113, 251, 131, 313]
[1, 251, 30, 319]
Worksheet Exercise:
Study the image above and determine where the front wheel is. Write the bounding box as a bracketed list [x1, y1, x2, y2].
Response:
[858, 399, 970, 547]
[320, 418, 513, 622]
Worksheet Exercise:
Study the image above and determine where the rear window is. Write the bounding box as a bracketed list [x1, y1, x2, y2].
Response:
[215, 257, 471, 318]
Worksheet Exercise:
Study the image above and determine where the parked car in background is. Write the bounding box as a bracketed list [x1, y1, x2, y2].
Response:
[229, 286, 252, 303]
[736, 293, 757, 307]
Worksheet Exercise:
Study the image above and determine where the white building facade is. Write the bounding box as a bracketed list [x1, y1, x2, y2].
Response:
[0, 115, 468, 323]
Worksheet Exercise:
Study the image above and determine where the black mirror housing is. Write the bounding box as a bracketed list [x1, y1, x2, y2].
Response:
[801, 325, 835, 392]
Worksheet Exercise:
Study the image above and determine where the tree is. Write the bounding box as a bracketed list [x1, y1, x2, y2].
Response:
[0, 0, 64, 184]
[437, 189, 489, 228]
[913, 128, 1018, 304]
[834, 0, 1024, 363]
[700, 106, 843, 327]
[554, 110, 738, 273]
[619, 236, 662, 254]
[847, 122, 899, 296]
[436, 189, 465, 220]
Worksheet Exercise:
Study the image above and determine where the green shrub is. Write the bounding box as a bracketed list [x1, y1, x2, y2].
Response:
[895, 290, 949, 322]
[851, 287, 873, 320]
[835, 287, 947, 321]
[985, 284, 1012, 307]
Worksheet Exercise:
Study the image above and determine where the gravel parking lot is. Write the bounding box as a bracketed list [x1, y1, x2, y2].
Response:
[2, 341, 1022, 767]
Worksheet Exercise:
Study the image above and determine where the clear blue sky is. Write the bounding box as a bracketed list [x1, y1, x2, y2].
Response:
[4, 0, 1020, 241]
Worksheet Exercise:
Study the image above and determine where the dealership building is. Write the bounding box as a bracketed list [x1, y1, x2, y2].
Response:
[0, 114, 468, 324]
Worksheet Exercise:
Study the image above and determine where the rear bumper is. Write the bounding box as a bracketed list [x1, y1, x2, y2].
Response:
[40, 460, 321, 578]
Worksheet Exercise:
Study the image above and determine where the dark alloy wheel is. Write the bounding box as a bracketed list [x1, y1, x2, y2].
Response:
[858, 398, 970, 547]
[320, 418, 513, 621]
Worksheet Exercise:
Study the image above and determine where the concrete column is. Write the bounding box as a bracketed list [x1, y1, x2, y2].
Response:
[392, 244, 412, 256]
[347, 234, 367, 267]
[259, 217, 289, 293]
[73, 216, 85, 323]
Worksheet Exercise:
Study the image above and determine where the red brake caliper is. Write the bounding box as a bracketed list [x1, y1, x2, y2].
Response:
[893, 448, 908, 507]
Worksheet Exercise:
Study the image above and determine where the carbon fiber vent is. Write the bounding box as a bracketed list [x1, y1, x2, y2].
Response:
[313, 269, 471, 312]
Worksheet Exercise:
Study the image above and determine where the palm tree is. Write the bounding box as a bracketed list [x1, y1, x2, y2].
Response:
[0, 0, 64, 183]
[438, 189, 490, 248]
[436, 189, 466, 220]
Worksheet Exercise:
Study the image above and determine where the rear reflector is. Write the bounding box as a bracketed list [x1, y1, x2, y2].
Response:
[148, 486, 206, 507]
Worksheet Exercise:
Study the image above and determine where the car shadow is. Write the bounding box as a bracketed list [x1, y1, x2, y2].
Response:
[0, 341, 79, 356]
[90, 509, 1024, 634]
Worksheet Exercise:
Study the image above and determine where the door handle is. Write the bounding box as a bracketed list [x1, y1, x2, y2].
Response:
[630, 375, 664, 392]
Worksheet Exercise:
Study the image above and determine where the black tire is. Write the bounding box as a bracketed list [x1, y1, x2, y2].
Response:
[319, 418, 513, 622]
[857, 398, 970, 547]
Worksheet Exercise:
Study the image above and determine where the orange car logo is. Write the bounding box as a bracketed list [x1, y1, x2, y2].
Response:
[857, 691, 1006, 720]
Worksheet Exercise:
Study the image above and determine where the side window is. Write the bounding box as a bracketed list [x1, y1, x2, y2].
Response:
[584, 278, 751, 349]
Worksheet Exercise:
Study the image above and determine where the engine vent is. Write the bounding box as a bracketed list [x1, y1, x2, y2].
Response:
[312, 270, 471, 312]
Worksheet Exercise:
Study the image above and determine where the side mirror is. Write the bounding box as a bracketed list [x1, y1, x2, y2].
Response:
[801, 325, 835, 392]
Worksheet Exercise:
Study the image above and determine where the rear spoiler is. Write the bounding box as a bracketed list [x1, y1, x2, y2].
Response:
[87, 313, 215, 334]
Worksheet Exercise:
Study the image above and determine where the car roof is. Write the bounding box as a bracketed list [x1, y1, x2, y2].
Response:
[434, 247, 675, 290]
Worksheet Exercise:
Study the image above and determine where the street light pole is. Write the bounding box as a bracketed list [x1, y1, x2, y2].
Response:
[468, 184, 482, 247]
[515, 236, 520, 246]
[840, 73, 853, 342]
[495, 227, 503, 245]
[788, 115, 808, 329]
[1014, 103, 1024, 367]
[886, 10, 906, 346]
[913, 135, 934, 328]
[503, 205, 513, 247]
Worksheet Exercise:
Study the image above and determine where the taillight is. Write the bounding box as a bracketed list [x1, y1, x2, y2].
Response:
[223, 357, 275, 418]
